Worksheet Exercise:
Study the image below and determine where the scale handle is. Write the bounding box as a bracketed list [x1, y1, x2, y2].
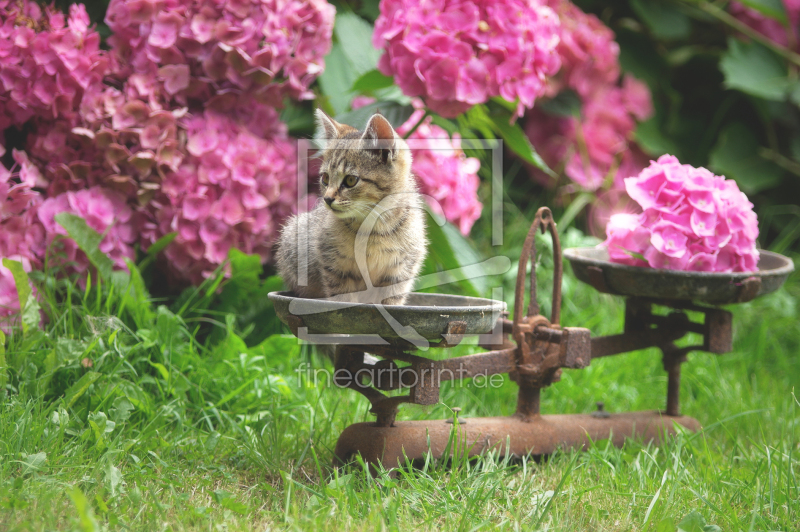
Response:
[513, 206, 563, 329]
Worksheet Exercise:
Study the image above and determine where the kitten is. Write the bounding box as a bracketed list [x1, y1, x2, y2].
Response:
[276, 110, 427, 305]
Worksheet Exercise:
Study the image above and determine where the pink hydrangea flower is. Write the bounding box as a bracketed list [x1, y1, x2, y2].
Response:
[37, 186, 137, 275]
[374, 0, 561, 119]
[603, 155, 760, 272]
[730, 1, 800, 49]
[139, 104, 300, 285]
[544, 0, 619, 99]
[1, 150, 46, 332]
[105, 0, 335, 108]
[0, 1, 107, 130]
[399, 109, 483, 235]
[523, 0, 653, 191]
[525, 77, 652, 191]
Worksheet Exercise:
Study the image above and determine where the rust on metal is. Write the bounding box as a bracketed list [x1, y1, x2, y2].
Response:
[736, 276, 762, 303]
[409, 360, 439, 405]
[334, 411, 702, 471]
[591, 402, 610, 419]
[704, 308, 732, 354]
[442, 320, 467, 347]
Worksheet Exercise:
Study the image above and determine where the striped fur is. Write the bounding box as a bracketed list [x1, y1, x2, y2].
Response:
[276, 110, 427, 305]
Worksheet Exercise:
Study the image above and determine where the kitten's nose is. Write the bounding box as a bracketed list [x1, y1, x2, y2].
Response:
[324, 197, 334, 206]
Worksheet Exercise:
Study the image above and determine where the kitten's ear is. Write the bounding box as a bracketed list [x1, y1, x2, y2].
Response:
[361, 113, 397, 162]
[315, 109, 343, 140]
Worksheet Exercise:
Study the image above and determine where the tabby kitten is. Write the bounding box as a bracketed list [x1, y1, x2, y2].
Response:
[276, 110, 427, 305]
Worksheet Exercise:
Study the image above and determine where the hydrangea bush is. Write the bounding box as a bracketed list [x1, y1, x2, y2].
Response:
[105, 0, 335, 108]
[604, 155, 759, 272]
[0, 0, 334, 326]
[0, 2, 107, 130]
[523, 0, 653, 192]
[373, 0, 561, 119]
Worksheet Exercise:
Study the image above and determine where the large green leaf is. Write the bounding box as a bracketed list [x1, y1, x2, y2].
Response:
[55, 213, 131, 291]
[335, 100, 414, 130]
[720, 38, 791, 101]
[709, 122, 784, 194]
[55, 213, 114, 279]
[334, 12, 382, 77]
[486, 108, 555, 177]
[318, 43, 356, 116]
[351, 69, 394, 93]
[630, 0, 691, 40]
[2, 259, 40, 335]
[418, 213, 485, 297]
[635, 115, 681, 157]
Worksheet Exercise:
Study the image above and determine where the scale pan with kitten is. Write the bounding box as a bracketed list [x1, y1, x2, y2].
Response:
[268, 207, 792, 475]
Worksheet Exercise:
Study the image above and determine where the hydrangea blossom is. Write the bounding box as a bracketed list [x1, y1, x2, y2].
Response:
[398, 109, 483, 235]
[1, 147, 45, 331]
[37, 186, 138, 275]
[544, 0, 619, 99]
[105, 0, 335, 108]
[603, 155, 759, 272]
[0, 1, 107, 130]
[525, 78, 651, 190]
[524, 0, 653, 191]
[24, 83, 186, 201]
[351, 97, 484, 234]
[139, 104, 299, 284]
[373, 0, 561, 118]
[730, 1, 800, 49]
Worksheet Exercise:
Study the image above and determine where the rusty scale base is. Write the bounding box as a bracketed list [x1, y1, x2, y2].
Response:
[279, 208, 738, 473]
[334, 411, 702, 469]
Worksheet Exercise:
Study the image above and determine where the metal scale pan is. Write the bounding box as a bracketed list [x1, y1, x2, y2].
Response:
[564, 248, 794, 305]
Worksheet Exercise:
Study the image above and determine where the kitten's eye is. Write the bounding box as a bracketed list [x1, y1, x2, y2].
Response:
[344, 174, 359, 187]
[320, 172, 329, 186]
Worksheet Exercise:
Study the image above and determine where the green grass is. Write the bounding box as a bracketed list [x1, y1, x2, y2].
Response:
[1, 214, 799, 531]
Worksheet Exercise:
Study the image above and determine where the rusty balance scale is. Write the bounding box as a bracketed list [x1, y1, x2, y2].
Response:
[268, 207, 794, 471]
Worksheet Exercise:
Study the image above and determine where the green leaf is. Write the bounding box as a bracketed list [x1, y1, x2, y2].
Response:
[146, 232, 176, 257]
[318, 43, 356, 116]
[709, 122, 784, 193]
[418, 213, 481, 297]
[538, 89, 582, 118]
[486, 108, 555, 177]
[352, 69, 394, 93]
[20, 452, 47, 475]
[68, 486, 99, 532]
[2, 259, 40, 335]
[635, 115, 681, 157]
[105, 464, 124, 498]
[64, 371, 102, 408]
[630, 0, 691, 40]
[55, 213, 115, 280]
[655, 517, 675, 532]
[335, 100, 414, 131]
[212, 490, 249, 515]
[109, 397, 134, 424]
[737, 0, 787, 23]
[334, 12, 382, 77]
[720, 38, 791, 101]
[677, 510, 708, 532]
